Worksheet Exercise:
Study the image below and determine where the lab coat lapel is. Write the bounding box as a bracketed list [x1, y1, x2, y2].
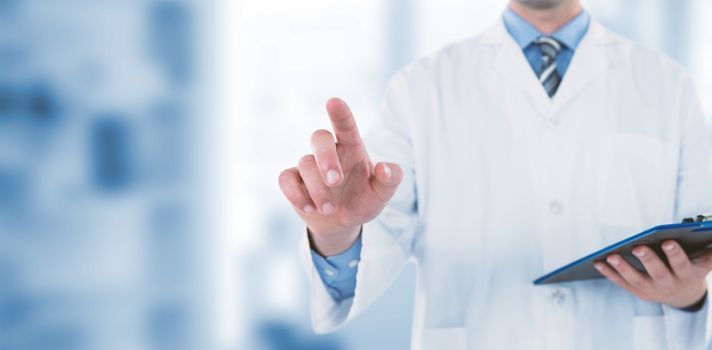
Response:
[551, 20, 613, 113]
[486, 19, 552, 117]
[484, 18, 617, 118]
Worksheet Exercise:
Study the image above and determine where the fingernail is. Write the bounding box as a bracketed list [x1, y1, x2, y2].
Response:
[322, 202, 335, 214]
[633, 248, 646, 258]
[607, 256, 620, 266]
[593, 263, 603, 271]
[303, 205, 315, 214]
[383, 164, 392, 179]
[326, 170, 340, 185]
[663, 242, 675, 252]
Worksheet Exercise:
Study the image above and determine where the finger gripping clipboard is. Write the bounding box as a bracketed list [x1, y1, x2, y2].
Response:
[533, 221, 712, 285]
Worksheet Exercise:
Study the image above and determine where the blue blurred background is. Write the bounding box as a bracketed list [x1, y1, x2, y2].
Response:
[0, 0, 710, 349]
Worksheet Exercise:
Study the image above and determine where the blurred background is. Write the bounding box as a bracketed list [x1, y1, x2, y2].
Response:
[0, 0, 710, 349]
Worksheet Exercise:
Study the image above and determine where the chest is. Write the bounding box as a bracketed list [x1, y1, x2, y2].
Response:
[410, 65, 681, 262]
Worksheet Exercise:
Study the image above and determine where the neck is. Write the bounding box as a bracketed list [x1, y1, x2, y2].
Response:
[509, 1, 582, 35]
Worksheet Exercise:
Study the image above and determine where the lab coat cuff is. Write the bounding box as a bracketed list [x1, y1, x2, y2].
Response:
[661, 292, 709, 350]
[298, 230, 354, 333]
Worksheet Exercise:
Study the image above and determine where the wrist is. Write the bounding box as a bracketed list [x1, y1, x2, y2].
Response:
[669, 282, 708, 309]
[674, 286, 708, 312]
[308, 225, 361, 257]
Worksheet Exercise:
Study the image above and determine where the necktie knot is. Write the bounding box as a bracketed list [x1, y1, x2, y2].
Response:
[535, 36, 562, 59]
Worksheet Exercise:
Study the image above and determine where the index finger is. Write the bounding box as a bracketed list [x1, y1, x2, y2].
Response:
[326, 97, 363, 148]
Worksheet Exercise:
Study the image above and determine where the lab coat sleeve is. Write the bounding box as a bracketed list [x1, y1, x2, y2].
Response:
[672, 75, 712, 221]
[664, 74, 712, 350]
[661, 298, 709, 350]
[299, 70, 420, 333]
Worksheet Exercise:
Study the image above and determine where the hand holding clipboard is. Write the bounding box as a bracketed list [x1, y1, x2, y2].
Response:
[535, 215, 712, 309]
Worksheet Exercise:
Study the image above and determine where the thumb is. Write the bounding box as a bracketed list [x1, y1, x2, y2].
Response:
[371, 162, 403, 202]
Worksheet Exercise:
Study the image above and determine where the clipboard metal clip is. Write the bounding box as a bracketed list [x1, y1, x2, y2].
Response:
[682, 214, 712, 223]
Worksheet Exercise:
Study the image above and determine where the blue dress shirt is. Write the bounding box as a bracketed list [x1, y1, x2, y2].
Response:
[502, 7, 590, 78]
[310, 231, 362, 301]
[309, 8, 592, 303]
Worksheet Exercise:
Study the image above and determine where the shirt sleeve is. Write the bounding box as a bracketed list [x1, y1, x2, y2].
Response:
[676, 291, 707, 313]
[310, 234, 363, 302]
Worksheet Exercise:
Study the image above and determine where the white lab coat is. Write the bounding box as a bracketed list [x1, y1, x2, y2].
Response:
[299, 17, 712, 350]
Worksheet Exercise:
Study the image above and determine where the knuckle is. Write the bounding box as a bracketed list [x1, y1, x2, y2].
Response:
[623, 265, 638, 275]
[677, 273, 694, 284]
[278, 172, 298, 194]
[672, 260, 690, 271]
[280, 185, 299, 203]
[630, 279, 647, 290]
[667, 250, 682, 261]
[279, 186, 300, 201]
[308, 192, 329, 205]
[639, 257, 653, 265]
[311, 129, 333, 141]
[298, 154, 316, 168]
[283, 190, 301, 203]
[693, 256, 711, 267]
[640, 250, 656, 262]
[278, 169, 294, 184]
[659, 286, 675, 297]
[651, 273, 668, 282]
[614, 263, 628, 273]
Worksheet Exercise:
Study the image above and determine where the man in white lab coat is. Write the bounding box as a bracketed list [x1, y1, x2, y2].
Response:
[278, 0, 712, 348]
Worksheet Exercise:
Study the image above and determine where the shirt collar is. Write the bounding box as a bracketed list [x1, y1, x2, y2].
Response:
[502, 7, 590, 50]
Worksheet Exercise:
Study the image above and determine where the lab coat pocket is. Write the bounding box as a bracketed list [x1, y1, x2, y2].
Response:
[418, 326, 467, 350]
[596, 132, 674, 234]
[633, 315, 668, 350]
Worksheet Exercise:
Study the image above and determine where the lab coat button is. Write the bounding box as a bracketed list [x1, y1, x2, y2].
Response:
[549, 288, 567, 304]
[549, 201, 564, 214]
[547, 118, 560, 127]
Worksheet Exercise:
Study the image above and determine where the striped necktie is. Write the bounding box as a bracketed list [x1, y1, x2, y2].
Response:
[535, 36, 562, 97]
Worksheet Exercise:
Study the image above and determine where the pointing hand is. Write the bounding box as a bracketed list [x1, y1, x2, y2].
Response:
[278, 98, 403, 255]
